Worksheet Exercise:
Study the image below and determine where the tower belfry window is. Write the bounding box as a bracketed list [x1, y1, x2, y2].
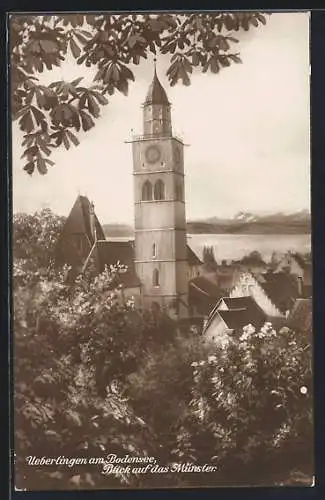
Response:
[142, 180, 153, 201]
[154, 179, 165, 200]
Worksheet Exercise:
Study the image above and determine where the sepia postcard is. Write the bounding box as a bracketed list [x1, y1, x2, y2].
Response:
[10, 11, 313, 490]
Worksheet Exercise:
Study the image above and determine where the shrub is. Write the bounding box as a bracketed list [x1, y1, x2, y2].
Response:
[174, 323, 313, 486]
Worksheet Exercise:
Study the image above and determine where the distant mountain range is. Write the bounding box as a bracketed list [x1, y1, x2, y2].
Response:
[103, 210, 311, 237]
[186, 210, 311, 235]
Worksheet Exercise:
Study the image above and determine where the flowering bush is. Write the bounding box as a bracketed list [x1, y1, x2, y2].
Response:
[14, 262, 152, 489]
[173, 322, 313, 485]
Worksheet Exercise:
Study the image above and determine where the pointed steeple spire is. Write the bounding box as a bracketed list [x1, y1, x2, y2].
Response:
[144, 58, 170, 106]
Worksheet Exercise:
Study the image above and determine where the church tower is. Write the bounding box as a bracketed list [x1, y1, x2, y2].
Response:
[130, 63, 188, 319]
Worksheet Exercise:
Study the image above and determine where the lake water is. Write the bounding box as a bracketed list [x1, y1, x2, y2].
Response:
[108, 233, 311, 263]
[187, 233, 311, 263]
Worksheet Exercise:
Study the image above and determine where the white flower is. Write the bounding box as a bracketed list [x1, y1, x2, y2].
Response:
[300, 386, 308, 395]
[240, 324, 256, 341]
[208, 355, 217, 363]
[243, 324, 256, 335]
[240, 331, 251, 342]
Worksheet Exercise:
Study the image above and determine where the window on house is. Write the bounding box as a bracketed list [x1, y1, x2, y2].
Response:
[154, 179, 165, 200]
[142, 180, 153, 201]
[153, 268, 160, 287]
[152, 243, 156, 258]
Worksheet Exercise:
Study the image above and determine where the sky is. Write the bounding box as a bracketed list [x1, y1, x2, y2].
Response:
[12, 12, 310, 224]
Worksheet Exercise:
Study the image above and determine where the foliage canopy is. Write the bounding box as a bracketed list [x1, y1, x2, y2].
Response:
[11, 12, 269, 174]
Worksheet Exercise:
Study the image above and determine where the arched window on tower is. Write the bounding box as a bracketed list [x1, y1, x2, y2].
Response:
[152, 243, 156, 258]
[142, 180, 153, 201]
[153, 268, 160, 287]
[154, 179, 165, 200]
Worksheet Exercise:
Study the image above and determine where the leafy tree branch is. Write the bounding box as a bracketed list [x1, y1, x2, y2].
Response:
[11, 12, 270, 175]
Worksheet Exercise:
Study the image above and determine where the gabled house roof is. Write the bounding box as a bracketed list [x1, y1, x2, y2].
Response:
[257, 271, 299, 313]
[218, 308, 256, 331]
[203, 295, 267, 335]
[221, 296, 266, 327]
[222, 296, 262, 311]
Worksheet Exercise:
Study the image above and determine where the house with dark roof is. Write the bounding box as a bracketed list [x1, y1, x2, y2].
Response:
[229, 270, 301, 318]
[203, 295, 267, 344]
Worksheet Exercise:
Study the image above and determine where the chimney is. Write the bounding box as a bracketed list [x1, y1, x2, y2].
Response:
[89, 201, 97, 243]
[297, 276, 303, 297]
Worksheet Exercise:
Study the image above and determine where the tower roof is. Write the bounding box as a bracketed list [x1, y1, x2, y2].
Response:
[144, 64, 170, 106]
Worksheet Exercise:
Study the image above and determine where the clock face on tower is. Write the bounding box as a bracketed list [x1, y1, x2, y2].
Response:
[145, 145, 161, 164]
